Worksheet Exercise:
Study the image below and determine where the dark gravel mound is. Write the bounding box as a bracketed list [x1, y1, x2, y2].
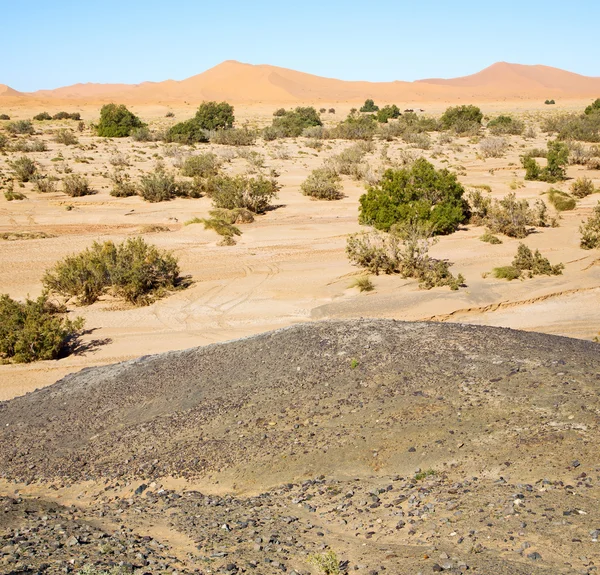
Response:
[1, 319, 598, 485]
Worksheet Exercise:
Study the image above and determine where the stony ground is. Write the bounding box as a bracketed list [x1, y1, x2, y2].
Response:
[1, 319, 599, 574]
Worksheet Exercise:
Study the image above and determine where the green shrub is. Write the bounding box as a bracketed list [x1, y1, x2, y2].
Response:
[327, 141, 373, 179]
[208, 207, 255, 224]
[63, 174, 92, 197]
[209, 127, 256, 146]
[358, 158, 469, 234]
[301, 167, 343, 200]
[33, 111, 52, 121]
[33, 175, 57, 194]
[138, 165, 193, 202]
[6, 120, 34, 135]
[487, 115, 525, 135]
[194, 101, 235, 130]
[96, 103, 145, 137]
[273, 108, 286, 117]
[492, 266, 521, 280]
[360, 99, 379, 112]
[0, 113, 10, 120]
[165, 118, 209, 144]
[180, 153, 221, 178]
[376, 104, 401, 123]
[330, 110, 377, 140]
[522, 140, 568, 182]
[555, 112, 600, 142]
[0, 293, 84, 363]
[477, 193, 547, 238]
[580, 202, 600, 249]
[512, 243, 564, 276]
[4, 189, 26, 201]
[268, 107, 322, 138]
[209, 173, 279, 213]
[54, 129, 78, 145]
[346, 221, 464, 289]
[9, 156, 37, 182]
[349, 275, 374, 292]
[43, 237, 181, 305]
[584, 98, 600, 115]
[440, 105, 483, 133]
[52, 111, 81, 120]
[570, 176, 595, 198]
[480, 230, 502, 244]
[546, 188, 576, 211]
[545, 99, 555, 105]
[307, 550, 340, 575]
[10, 138, 47, 152]
[200, 217, 242, 245]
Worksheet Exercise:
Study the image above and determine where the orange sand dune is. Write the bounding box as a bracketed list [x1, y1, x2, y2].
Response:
[2, 60, 600, 105]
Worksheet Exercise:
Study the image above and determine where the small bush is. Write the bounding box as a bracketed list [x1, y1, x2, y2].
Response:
[0, 294, 84, 363]
[301, 167, 343, 200]
[33, 111, 52, 121]
[9, 156, 37, 182]
[96, 103, 145, 137]
[545, 99, 556, 105]
[194, 101, 235, 130]
[180, 153, 221, 178]
[349, 276, 374, 292]
[63, 174, 92, 197]
[6, 120, 34, 135]
[546, 188, 576, 211]
[492, 266, 521, 280]
[376, 104, 401, 123]
[131, 126, 153, 142]
[570, 176, 595, 198]
[0, 113, 10, 120]
[200, 217, 242, 245]
[138, 165, 192, 202]
[487, 115, 525, 135]
[4, 188, 26, 201]
[480, 230, 502, 244]
[0, 133, 7, 150]
[10, 138, 47, 152]
[165, 111, 175, 118]
[360, 99, 379, 112]
[32, 175, 58, 194]
[109, 170, 137, 197]
[513, 243, 564, 276]
[307, 550, 340, 575]
[580, 202, 600, 249]
[522, 140, 568, 182]
[327, 141, 373, 179]
[479, 136, 508, 158]
[480, 193, 548, 238]
[52, 111, 81, 120]
[359, 158, 469, 235]
[584, 98, 600, 115]
[268, 107, 322, 138]
[329, 108, 335, 114]
[209, 127, 256, 146]
[331, 110, 377, 140]
[43, 237, 181, 306]
[208, 207, 255, 224]
[209, 174, 279, 213]
[440, 105, 483, 133]
[54, 129, 78, 145]
[165, 118, 208, 144]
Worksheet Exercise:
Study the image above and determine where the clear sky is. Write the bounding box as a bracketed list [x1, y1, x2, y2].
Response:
[4, 0, 600, 92]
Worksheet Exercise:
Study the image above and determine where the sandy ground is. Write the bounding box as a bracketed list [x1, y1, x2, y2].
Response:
[1, 102, 599, 400]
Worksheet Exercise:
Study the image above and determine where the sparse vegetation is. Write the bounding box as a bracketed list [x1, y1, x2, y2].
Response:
[479, 136, 508, 158]
[43, 237, 181, 306]
[138, 164, 195, 202]
[579, 202, 600, 249]
[53, 128, 78, 145]
[6, 119, 34, 135]
[349, 275, 374, 292]
[9, 156, 37, 182]
[480, 230, 502, 244]
[493, 243, 564, 280]
[63, 174, 92, 197]
[209, 173, 279, 213]
[180, 153, 221, 178]
[570, 176, 595, 198]
[301, 167, 343, 200]
[522, 140, 569, 182]
[109, 170, 137, 197]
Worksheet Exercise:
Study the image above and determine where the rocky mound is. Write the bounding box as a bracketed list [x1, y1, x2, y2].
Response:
[1, 320, 599, 575]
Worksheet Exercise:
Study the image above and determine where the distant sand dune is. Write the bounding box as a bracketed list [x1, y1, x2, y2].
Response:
[2, 60, 600, 105]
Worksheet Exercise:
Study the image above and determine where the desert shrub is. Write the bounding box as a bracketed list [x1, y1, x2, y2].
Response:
[346, 221, 464, 289]
[200, 217, 242, 245]
[10, 138, 47, 152]
[0, 133, 7, 150]
[308, 550, 340, 575]
[376, 104, 401, 123]
[481, 193, 548, 238]
[588, 157, 600, 170]
[302, 125, 331, 139]
[327, 141, 373, 179]
[480, 230, 502, 244]
[96, 103, 145, 137]
[329, 108, 335, 114]
[164, 118, 209, 144]
[32, 175, 58, 193]
[138, 165, 193, 202]
[273, 108, 286, 117]
[268, 107, 322, 138]
[33, 111, 52, 121]
[557, 113, 600, 142]
[492, 266, 521, 280]
[43, 237, 180, 305]
[584, 98, 600, 115]
[109, 170, 137, 197]
[349, 275, 374, 292]
[440, 105, 482, 133]
[209, 174, 279, 213]
[191, 101, 235, 130]
[208, 207, 255, 224]
[512, 243, 564, 276]
[403, 131, 431, 149]
[180, 152, 221, 178]
[0, 113, 10, 120]
[131, 126, 153, 141]
[479, 136, 508, 158]
[54, 129, 78, 145]
[360, 99, 379, 113]
[301, 167, 343, 200]
[165, 111, 175, 118]
[545, 99, 555, 105]
[546, 188, 576, 211]
[6, 120, 34, 135]
[4, 188, 26, 201]
[9, 156, 37, 182]
[358, 158, 469, 235]
[487, 115, 525, 135]
[0, 293, 84, 363]
[466, 189, 492, 225]
[319, 108, 326, 114]
[580, 202, 600, 249]
[63, 174, 92, 197]
[52, 111, 81, 120]
[209, 127, 256, 146]
[330, 110, 377, 140]
[571, 176, 595, 198]
[522, 140, 568, 182]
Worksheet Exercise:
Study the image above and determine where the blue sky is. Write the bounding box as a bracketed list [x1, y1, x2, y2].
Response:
[5, 0, 599, 91]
